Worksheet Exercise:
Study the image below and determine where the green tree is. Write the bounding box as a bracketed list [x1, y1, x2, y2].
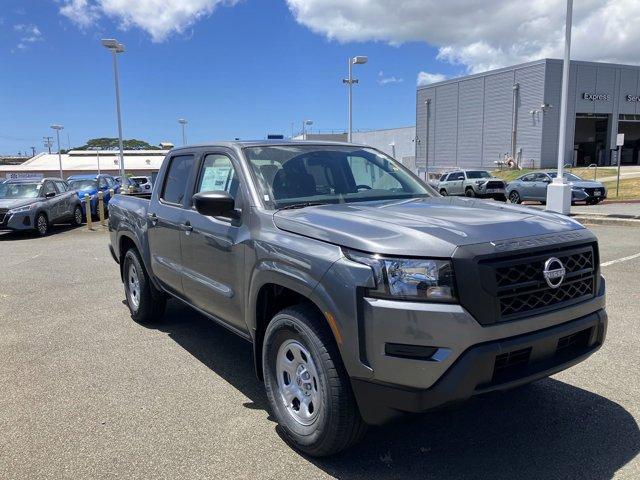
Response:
[69, 138, 161, 151]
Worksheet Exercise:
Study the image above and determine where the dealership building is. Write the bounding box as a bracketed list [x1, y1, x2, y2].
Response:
[416, 58, 640, 170]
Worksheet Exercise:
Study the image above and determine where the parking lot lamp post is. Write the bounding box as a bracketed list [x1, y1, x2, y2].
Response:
[343, 56, 368, 142]
[93, 147, 101, 174]
[50, 124, 64, 179]
[301, 119, 313, 139]
[546, 0, 573, 214]
[101, 38, 126, 179]
[178, 118, 187, 145]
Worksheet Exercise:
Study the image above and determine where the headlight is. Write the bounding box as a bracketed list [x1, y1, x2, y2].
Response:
[476, 180, 487, 186]
[7, 204, 35, 214]
[344, 249, 457, 302]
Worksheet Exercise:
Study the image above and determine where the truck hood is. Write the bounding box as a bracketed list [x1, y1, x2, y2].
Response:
[0, 198, 37, 210]
[273, 197, 583, 257]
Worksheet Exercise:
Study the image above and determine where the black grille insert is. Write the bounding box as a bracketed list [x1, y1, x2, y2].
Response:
[484, 246, 596, 321]
[557, 327, 592, 357]
[486, 181, 505, 189]
[492, 347, 532, 383]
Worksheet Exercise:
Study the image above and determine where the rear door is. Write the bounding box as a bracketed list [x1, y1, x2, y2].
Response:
[147, 154, 195, 296]
[179, 150, 248, 332]
[41, 181, 61, 221]
[54, 180, 73, 219]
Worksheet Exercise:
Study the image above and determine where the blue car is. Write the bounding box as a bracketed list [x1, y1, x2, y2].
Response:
[67, 174, 119, 217]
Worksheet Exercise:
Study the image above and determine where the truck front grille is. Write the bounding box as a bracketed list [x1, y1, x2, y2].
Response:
[486, 245, 596, 321]
[485, 180, 505, 189]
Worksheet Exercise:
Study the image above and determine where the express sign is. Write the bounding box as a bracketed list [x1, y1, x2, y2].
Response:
[582, 92, 611, 101]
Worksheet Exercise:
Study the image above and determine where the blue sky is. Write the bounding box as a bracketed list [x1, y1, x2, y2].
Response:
[0, 0, 462, 155]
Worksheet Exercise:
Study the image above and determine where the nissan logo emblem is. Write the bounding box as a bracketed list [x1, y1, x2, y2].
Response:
[543, 257, 566, 289]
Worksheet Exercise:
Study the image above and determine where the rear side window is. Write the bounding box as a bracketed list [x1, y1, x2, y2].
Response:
[161, 155, 195, 205]
[451, 172, 465, 181]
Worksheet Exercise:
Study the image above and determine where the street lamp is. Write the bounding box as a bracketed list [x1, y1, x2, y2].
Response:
[178, 118, 187, 145]
[101, 38, 126, 179]
[546, 0, 573, 214]
[93, 147, 101, 174]
[50, 124, 64, 179]
[301, 119, 313, 139]
[343, 56, 368, 142]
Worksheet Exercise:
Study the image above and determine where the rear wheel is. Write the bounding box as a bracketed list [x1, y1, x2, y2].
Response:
[123, 248, 166, 324]
[35, 213, 48, 236]
[508, 190, 521, 204]
[263, 305, 367, 457]
[72, 205, 83, 226]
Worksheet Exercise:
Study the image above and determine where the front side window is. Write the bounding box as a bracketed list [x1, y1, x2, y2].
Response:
[54, 181, 68, 193]
[548, 172, 581, 181]
[196, 154, 237, 196]
[43, 182, 56, 196]
[161, 155, 195, 205]
[440, 174, 448, 182]
[0, 182, 40, 198]
[98, 177, 108, 189]
[244, 145, 433, 209]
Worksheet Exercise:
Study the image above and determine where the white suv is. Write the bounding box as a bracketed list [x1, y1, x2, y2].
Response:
[438, 170, 506, 201]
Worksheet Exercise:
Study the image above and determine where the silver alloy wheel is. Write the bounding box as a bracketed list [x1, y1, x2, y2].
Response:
[127, 263, 141, 311]
[509, 191, 520, 203]
[37, 214, 47, 235]
[276, 339, 321, 426]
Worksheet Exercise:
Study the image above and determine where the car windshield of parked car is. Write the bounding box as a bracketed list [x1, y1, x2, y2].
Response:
[466, 171, 492, 179]
[68, 179, 98, 190]
[0, 182, 40, 199]
[244, 145, 435, 209]
[548, 172, 582, 181]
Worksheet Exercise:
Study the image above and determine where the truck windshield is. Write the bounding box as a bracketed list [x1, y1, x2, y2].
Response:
[68, 180, 98, 190]
[0, 182, 40, 199]
[466, 171, 491, 179]
[244, 145, 435, 209]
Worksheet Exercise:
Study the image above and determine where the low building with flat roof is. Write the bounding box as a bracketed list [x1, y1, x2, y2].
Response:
[0, 149, 167, 180]
[416, 58, 640, 171]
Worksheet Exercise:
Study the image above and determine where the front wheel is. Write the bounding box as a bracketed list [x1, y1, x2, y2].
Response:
[123, 248, 166, 324]
[35, 212, 48, 236]
[508, 190, 521, 204]
[263, 305, 367, 457]
[465, 188, 476, 198]
[439, 189, 448, 196]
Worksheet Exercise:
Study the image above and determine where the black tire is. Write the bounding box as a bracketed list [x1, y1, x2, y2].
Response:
[439, 189, 448, 196]
[263, 304, 367, 457]
[494, 194, 507, 202]
[35, 212, 48, 236]
[123, 248, 166, 324]
[508, 190, 521, 204]
[465, 187, 475, 198]
[72, 205, 83, 226]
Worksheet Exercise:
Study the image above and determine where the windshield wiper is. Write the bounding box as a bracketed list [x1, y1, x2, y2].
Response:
[278, 201, 328, 211]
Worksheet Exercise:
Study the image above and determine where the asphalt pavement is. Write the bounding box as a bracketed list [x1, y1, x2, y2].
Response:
[0, 224, 638, 479]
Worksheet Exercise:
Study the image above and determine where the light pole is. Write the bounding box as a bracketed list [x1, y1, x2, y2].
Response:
[50, 124, 64, 179]
[425, 98, 431, 182]
[343, 56, 368, 142]
[178, 118, 187, 145]
[93, 147, 101, 174]
[101, 38, 126, 179]
[546, 0, 573, 214]
[301, 119, 313, 139]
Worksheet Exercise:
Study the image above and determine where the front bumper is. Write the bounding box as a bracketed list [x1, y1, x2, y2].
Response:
[572, 189, 607, 201]
[477, 186, 506, 197]
[352, 308, 607, 425]
[0, 210, 36, 231]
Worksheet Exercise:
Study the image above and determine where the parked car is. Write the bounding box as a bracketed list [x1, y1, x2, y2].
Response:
[108, 141, 606, 456]
[115, 176, 142, 194]
[506, 171, 607, 205]
[131, 175, 153, 193]
[0, 178, 82, 235]
[438, 170, 507, 201]
[67, 174, 119, 217]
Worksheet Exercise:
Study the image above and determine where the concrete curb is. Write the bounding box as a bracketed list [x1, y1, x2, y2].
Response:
[573, 216, 640, 227]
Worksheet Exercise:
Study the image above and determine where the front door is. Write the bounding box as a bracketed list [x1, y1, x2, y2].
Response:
[531, 173, 551, 200]
[449, 172, 465, 195]
[147, 154, 194, 296]
[180, 152, 248, 332]
[41, 181, 61, 221]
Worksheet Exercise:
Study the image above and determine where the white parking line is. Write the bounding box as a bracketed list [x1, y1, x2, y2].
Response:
[601, 252, 640, 267]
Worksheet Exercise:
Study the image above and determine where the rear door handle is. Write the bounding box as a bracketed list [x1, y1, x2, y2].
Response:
[180, 221, 193, 233]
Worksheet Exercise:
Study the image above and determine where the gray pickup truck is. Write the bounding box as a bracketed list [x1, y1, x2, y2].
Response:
[108, 141, 607, 456]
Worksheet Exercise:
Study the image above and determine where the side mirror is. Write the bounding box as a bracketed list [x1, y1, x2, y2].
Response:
[45, 191, 56, 198]
[192, 191, 236, 218]
[543, 177, 552, 183]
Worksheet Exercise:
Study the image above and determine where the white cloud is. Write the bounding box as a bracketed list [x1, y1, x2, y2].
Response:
[59, 0, 239, 42]
[377, 70, 403, 85]
[286, 0, 640, 73]
[13, 24, 43, 51]
[417, 71, 447, 86]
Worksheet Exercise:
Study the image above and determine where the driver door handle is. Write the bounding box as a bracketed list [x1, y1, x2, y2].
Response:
[147, 212, 158, 225]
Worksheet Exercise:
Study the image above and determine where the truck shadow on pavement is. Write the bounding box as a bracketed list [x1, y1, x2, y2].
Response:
[157, 300, 639, 480]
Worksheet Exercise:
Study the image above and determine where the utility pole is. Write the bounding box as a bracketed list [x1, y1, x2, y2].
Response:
[31, 146, 36, 157]
[43, 136, 53, 154]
